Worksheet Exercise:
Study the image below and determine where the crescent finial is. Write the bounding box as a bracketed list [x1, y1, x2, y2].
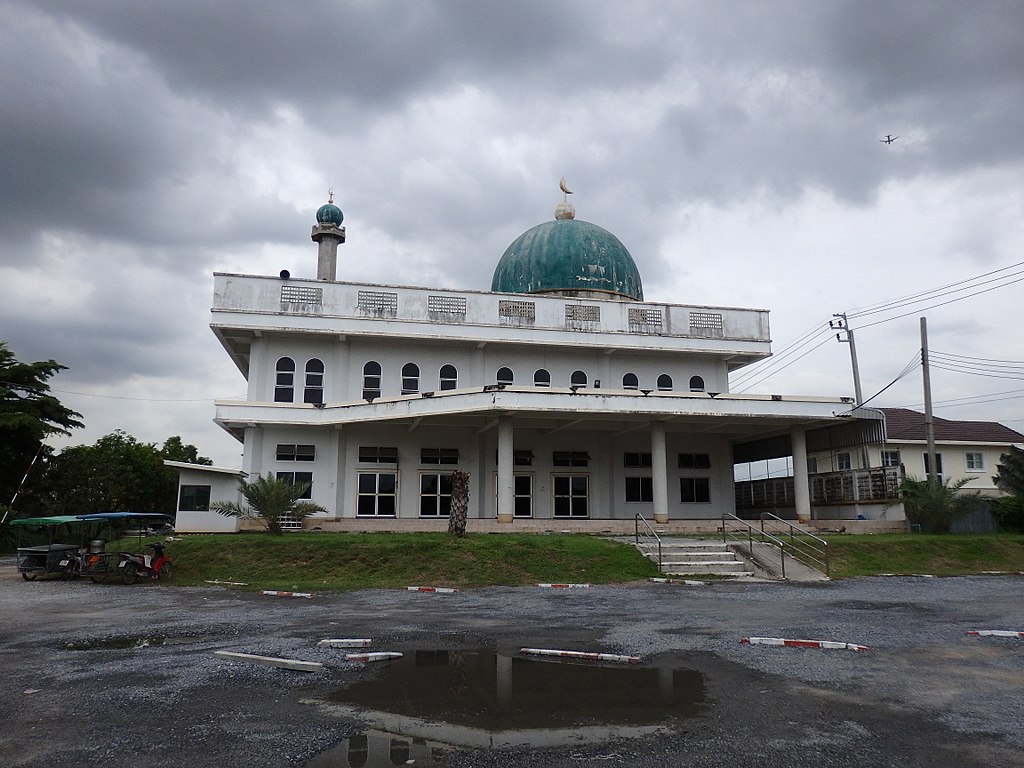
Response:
[559, 177, 573, 196]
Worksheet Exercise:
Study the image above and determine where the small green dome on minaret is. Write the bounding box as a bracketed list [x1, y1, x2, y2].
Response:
[315, 190, 344, 227]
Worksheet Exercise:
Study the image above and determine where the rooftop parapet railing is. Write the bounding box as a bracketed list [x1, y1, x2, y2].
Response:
[213, 273, 771, 343]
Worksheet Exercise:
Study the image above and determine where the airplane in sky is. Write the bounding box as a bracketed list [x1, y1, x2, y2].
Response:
[880, 134, 898, 144]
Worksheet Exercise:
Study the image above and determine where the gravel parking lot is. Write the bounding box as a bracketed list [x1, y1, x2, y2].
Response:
[1, 560, 1022, 768]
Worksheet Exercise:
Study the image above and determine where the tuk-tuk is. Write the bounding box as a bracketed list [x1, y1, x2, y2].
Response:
[11, 512, 173, 582]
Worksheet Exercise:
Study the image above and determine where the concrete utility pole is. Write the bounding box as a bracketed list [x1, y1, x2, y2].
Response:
[831, 313, 865, 406]
[832, 313, 869, 469]
[921, 317, 938, 486]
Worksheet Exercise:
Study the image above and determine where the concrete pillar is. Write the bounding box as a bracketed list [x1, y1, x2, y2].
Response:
[497, 417, 514, 523]
[792, 426, 811, 522]
[651, 422, 669, 524]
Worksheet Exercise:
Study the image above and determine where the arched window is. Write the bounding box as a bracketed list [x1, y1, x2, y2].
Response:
[303, 358, 325, 404]
[570, 370, 587, 387]
[274, 357, 295, 402]
[496, 367, 514, 386]
[657, 374, 673, 391]
[622, 372, 639, 390]
[439, 364, 458, 391]
[689, 375, 705, 392]
[534, 369, 551, 387]
[362, 361, 382, 400]
[401, 363, 420, 394]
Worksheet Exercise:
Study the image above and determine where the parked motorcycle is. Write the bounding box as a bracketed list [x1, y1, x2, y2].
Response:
[119, 542, 172, 585]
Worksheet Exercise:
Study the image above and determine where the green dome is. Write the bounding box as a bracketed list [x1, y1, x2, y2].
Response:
[492, 218, 643, 301]
[315, 202, 344, 226]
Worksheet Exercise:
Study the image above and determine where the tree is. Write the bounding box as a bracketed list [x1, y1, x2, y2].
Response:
[40, 432, 211, 516]
[993, 446, 1024, 496]
[210, 473, 326, 535]
[992, 446, 1024, 531]
[448, 470, 469, 537]
[0, 342, 82, 515]
[898, 476, 988, 534]
[160, 436, 213, 467]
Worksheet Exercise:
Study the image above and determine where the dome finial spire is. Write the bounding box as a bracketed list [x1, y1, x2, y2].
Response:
[327, 187, 334, 204]
[555, 177, 576, 220]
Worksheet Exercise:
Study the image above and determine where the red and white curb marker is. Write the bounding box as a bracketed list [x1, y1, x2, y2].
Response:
[261, 590, 313, 599]
[406, 586, 459, 593]
[741, 637, 869, 652]
[535, 583, 591, 589]
[317, 638, 373, 648]
[345, 651, 404, 663]
[520, 647, 641, 664]
[968, 630, 1024, 638]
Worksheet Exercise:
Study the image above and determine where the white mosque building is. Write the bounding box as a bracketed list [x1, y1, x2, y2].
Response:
[171, 186, 881, 533]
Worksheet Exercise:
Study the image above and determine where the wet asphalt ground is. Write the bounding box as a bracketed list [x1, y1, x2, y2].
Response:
[1, 559, 1022, 768]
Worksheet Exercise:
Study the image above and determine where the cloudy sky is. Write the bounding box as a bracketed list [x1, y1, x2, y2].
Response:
[3, 1, 1022, 467]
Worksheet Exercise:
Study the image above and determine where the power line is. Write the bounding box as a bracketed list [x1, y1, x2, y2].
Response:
[845, 259, 1024, 319]
[733, 335, 835, 393]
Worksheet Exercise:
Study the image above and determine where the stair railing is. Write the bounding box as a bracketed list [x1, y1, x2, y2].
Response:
[759, 512, 829, 576]
[634, 513, 662, 572]
[721, 513, 794, 580]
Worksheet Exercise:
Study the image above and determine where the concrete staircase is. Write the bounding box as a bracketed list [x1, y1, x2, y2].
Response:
[637, 538, 753, 578]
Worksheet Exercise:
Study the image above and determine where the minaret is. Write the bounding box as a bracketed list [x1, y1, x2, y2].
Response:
[311, 190, 346, 281]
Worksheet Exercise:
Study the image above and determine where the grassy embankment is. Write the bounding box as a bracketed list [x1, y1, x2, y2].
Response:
[159, 533, 660, 592]
[125, 532, 1024, 591]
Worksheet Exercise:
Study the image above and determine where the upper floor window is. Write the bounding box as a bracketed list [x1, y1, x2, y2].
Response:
[274, 357, 295, 402]
[534, 369, 550, 387]
[624, 452, 652, 467]
[496, 367, 514, 386]
[421, 448, 459, 465]
[881, 449, 901, 468]
[622, 372, 639, 390]
[836, 452, 852, 471]
[362, 361, 382, 400]
[807, 456, 818, 474]
[402, 363, 420, 395]
[276, 444, 316, 462]
[303, 358, 324, 404]
[439, 364, 458, 390]
[679, 453, 712, 469]
[657, 374, 673, 391]
[924, 452, 944, 483]
[358, 446, 398, 464]
[689, 376, 705, 392]
[965, 452, 984, 472]
[570, 370, 587, 387]
[553, 451, 590, 467]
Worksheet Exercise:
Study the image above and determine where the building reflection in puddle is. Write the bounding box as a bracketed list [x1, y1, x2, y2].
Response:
[306, 647, 705, 762]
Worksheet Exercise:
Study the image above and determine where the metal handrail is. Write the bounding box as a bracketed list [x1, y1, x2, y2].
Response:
[759, 512, 830, 576]
[721, 514, 792, 579]
[634, 513, 662, 572]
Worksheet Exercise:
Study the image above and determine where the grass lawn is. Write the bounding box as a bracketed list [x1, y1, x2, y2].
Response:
[825, 533, 1024, 579]
[100, 532, 1024, 591]
[158, 533, 662, 591]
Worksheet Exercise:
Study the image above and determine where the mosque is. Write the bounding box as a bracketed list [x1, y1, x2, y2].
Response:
[172, 185, 882, 532]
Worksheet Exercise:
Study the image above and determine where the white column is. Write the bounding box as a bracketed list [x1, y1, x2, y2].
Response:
[497, 417, 514, 523]
[651, 422, 669, 524]
[792, 426, 811, 522]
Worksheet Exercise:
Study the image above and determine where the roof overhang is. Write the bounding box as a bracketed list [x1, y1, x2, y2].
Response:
[213, 387, 880, 458]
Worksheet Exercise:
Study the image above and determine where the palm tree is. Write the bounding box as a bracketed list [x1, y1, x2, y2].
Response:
[210, 473, 326, 535]
[898, 476, 988, 534]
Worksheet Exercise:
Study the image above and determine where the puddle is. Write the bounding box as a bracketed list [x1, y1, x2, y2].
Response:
[308, 648, 704, 757]
[305, 730, 451, 767]
[64, 636, 167, 650]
